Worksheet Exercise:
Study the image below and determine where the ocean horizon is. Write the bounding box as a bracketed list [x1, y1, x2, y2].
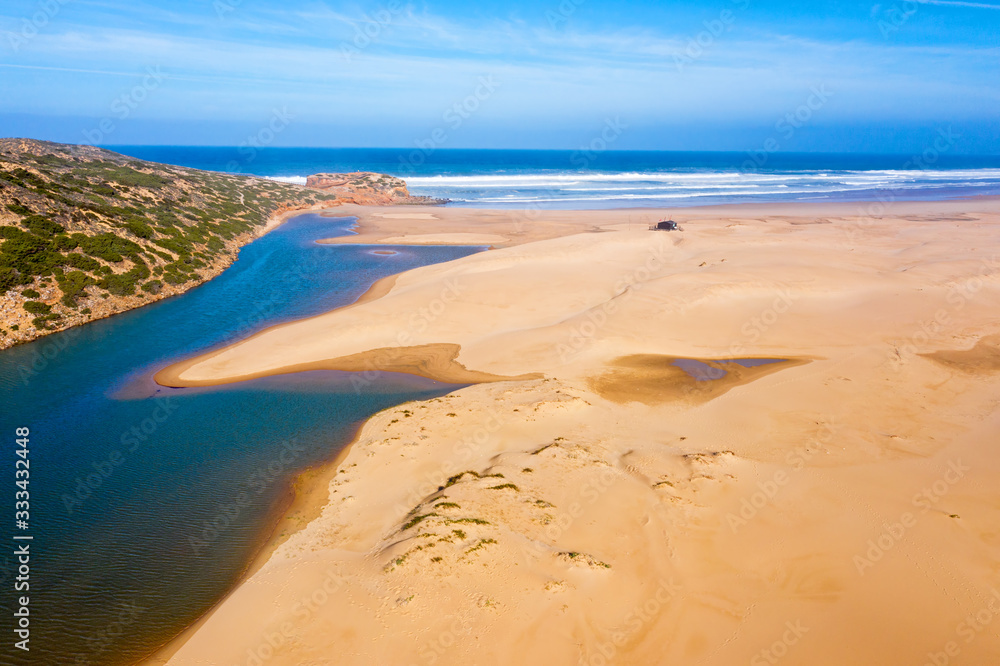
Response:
[105, 146, 1000, 210]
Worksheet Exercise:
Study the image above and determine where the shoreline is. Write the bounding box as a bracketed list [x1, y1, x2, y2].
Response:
[318, 196, 1000, 248]
[141, 419, 362, 665]
[150, 270, 399, 387]
[139, 264, 462, 665]
[140, 219, 495, 665]
[0, 202, 330, 352]
[162, 196, 1000, 665]
[154, 342, 542, 388]
[140, 203, 573, 663]
[137, 219, 387, 665]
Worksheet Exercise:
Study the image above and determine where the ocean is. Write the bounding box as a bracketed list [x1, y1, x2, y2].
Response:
[108, 147, 1000, 209]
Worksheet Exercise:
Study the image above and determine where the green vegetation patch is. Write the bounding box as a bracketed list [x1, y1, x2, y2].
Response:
[57, 271, 94, 306]
[22, 215, 64, 236]
[122, 217, 155, 239]
[444, 470, 506, 488]
[23, 300, 51, 315]
[77, 232, 142, 263]
[487, 483, 520, 492]
[104, 167, 170, 189]
[402, 513, 439, 531]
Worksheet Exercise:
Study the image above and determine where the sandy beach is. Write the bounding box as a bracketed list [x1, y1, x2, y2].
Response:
[159, 198, 1000, 665]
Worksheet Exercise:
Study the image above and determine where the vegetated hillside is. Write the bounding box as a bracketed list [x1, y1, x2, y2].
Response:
[0, 138, 337, 349]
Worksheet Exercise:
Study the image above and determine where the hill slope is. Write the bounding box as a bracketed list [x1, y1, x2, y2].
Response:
[0, 139, 339, 349]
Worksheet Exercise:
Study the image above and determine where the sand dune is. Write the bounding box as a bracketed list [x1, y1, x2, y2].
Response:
[161, 200, 1000, 666]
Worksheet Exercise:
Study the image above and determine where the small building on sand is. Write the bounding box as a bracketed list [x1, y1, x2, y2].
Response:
[651, 219, 679, 231]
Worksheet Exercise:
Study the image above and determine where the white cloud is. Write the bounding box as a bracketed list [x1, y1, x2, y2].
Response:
[0, 3, 995, 128]
[920, 0, 1000, 9]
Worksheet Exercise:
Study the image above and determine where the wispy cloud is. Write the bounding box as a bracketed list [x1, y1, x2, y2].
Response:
[920, 0, 1000, 8]
[0, 63, 156, 79]
[0, 0, 995, 148]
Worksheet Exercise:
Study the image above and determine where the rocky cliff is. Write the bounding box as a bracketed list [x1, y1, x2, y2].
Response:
[306, 172, 447, 205]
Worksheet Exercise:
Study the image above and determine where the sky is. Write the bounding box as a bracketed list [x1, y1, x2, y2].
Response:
[0, 0, 997, 152]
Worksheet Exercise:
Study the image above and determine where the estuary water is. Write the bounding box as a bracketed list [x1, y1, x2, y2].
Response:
[0, 214, 480, 664]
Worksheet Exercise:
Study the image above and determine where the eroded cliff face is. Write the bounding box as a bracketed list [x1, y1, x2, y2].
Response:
[306, 172, 447, 205]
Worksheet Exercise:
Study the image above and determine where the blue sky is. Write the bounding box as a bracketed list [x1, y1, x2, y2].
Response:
[0, 0, 997, 152]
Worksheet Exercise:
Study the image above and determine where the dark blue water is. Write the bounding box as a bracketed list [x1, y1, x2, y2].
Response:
[0, 214, 480, 665]
[107, 147, 1000, 209]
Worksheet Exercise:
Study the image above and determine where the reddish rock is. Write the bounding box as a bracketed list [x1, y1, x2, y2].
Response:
[305, 172, 446, 206]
